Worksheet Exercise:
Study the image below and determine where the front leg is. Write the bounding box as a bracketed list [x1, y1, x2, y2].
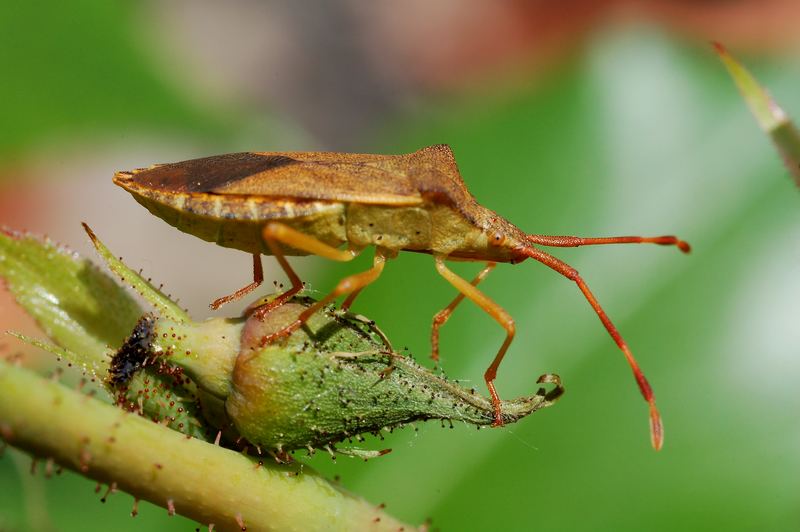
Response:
[433, 255, 514, 427]
[431, 262, 495, 362]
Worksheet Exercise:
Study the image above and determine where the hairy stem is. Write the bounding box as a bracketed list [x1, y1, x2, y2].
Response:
[0, 359, 417, 532]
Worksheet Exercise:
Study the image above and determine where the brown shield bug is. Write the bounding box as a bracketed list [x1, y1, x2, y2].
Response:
[115, 144, 690, 449]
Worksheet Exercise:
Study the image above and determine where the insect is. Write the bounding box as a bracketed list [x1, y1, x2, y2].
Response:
[114, 144, 689, 449]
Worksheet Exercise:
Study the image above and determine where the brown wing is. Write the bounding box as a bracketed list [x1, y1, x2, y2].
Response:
[221, 151, 426, 205]
[114, 144, 481, 210]
[117, 150, 430, 206]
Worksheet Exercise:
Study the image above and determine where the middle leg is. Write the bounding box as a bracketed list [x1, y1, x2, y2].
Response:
[260, 248, 389, 346]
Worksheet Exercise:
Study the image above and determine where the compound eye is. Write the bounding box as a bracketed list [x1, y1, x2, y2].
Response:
[492, 232, 506, 246]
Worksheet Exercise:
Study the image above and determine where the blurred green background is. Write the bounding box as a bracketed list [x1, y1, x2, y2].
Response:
[1, 1, 799, 531]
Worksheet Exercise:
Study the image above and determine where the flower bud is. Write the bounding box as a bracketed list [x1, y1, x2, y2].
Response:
[112, 296, 563, 457]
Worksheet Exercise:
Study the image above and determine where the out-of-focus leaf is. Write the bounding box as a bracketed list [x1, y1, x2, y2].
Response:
[0, 228, 141, 374]
[714, 42, 800, 186]
[0, 2, 232, 167]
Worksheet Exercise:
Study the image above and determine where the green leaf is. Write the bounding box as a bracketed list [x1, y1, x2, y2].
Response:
[0, 228, 141, 374]
[714, 41, 800, 186]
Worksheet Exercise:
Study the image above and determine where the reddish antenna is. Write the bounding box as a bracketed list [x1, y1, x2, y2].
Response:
[526, 234, 689, 450]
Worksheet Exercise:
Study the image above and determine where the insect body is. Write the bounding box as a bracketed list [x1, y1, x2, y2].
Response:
[115, 144, 689, 449]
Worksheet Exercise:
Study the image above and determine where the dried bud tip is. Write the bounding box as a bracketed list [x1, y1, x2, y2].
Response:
[80, 222, 98, 243]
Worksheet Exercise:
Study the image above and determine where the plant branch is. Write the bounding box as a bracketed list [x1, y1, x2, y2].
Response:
[0, 359, 417, 532]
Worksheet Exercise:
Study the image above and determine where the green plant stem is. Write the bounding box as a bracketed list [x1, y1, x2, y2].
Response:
[0, 360, 417, 532]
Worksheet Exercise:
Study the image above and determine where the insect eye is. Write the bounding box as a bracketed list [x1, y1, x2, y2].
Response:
[492, 233, 505, 245]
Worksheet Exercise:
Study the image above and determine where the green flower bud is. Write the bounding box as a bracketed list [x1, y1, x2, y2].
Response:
[113, 296, 563, 458]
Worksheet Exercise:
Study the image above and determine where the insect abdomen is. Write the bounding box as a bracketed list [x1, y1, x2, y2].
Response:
[130, 189, 348, 255]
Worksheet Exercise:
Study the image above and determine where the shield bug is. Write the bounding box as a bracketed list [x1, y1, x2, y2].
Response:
[114, 144, 689, 449]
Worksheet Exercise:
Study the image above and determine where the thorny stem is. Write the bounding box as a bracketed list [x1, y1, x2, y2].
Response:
[0, 359, 418, 532]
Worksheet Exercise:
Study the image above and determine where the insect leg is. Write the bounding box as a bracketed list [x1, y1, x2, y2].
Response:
[259, 248, 388, 345]
[340, 248, 397, 311]
[340, 290, 362, 311]
[524, 245, 663, 450]
[263, 222, 359, 261]
[251, 222, 362, 319]
[528, 234, 690, 253]
[209, 254, 264, 310]
[433, 255, 513, 427]
[430, 262, 496, 362]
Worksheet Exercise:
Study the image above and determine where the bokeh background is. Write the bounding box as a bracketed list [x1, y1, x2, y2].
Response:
[1, 1, 799, 530]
